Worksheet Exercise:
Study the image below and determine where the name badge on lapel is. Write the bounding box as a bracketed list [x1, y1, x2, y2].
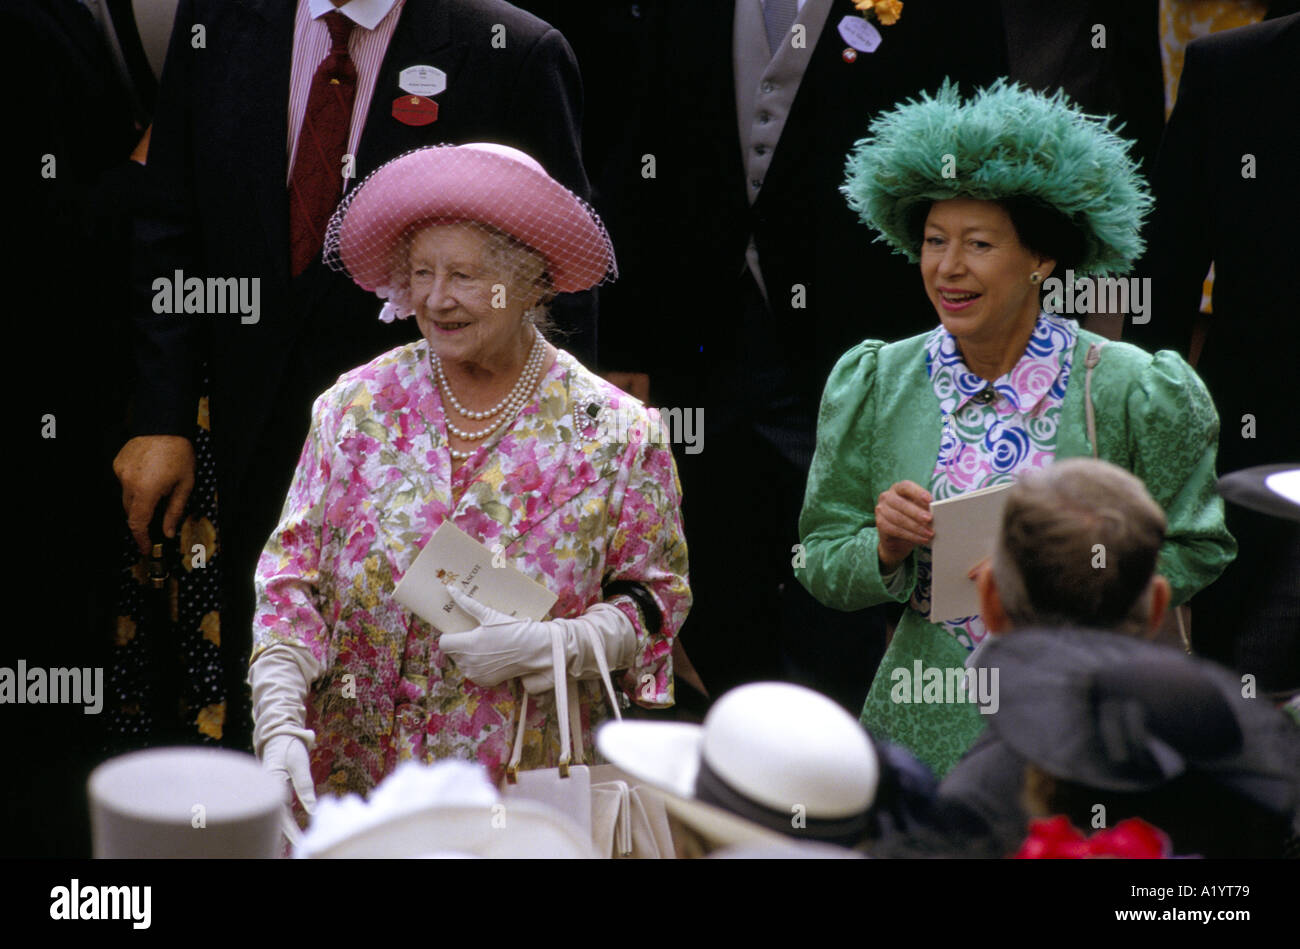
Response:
[399, 65, 448, 98]
[838, 15, 882, 54]
[393, 95, 439, 126]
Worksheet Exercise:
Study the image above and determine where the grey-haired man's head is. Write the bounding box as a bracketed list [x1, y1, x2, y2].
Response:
[978, 458, 1171, 636]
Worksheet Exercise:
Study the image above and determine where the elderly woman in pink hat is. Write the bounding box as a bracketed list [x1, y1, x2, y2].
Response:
[248, 144, 690, 819]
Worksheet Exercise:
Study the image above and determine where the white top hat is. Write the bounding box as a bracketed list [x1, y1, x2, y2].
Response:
[88, 747, 285, 858]
[597, 682, 880, 849]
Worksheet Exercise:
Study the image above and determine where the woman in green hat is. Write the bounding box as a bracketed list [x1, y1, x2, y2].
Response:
[795, 79, 1236, 778]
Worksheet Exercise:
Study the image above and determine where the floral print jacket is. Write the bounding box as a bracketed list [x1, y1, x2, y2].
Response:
[252, 341, 690, 798]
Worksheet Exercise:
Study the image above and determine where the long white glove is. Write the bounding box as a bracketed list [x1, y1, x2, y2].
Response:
[440, 586, 637, 692]
[249, 643, 323, 817]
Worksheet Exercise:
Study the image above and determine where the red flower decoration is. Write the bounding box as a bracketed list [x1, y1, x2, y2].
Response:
[1014, 815, 1171, 859]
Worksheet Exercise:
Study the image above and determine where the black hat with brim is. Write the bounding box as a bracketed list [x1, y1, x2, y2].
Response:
[975, 628, 1300, 820]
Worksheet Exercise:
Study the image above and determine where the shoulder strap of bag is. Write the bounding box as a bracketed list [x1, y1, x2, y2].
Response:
[564, 624, 626, 760]
[507, 627, 573, 780]
[506, 619, 625, 779]
[1080, 340, 1190, 650]
[1084, 341, 1106, 459]
[580, 624, 624, 724]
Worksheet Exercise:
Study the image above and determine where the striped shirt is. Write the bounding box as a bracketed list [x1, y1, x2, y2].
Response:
[286, 0, 407, 184]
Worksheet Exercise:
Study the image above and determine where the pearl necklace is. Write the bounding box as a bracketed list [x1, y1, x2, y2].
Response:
[435, 327, 544, 420]
[431, 329, 547, 460]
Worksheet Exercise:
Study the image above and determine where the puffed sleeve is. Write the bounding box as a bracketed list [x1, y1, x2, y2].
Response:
[1123, 349, 1236, 605]
[602, 406, 691, 708]
[251, 391, 341, 670]
[797, 340, 915, 610]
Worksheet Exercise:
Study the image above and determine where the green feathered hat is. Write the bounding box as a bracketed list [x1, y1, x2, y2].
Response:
[841, 79, 1153, 275]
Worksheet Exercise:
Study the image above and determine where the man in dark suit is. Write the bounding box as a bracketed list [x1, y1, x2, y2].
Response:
[9, 0, 141, 857]
[113, 0, 591, 752]
[595, 0, 1008, 706]
[1126, 13, 1300, 691]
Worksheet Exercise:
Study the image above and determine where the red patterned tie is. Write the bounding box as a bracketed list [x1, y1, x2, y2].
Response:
[288, 11, 358, 277]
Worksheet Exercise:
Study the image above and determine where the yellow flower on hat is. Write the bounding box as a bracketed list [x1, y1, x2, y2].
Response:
[853, 0, 875, 10]
[875, 0, 903, 24]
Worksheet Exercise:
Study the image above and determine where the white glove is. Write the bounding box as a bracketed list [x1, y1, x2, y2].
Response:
[263, 734, 316, 817]
[249, 643, 322, 817]
[440, 586, 637, 692]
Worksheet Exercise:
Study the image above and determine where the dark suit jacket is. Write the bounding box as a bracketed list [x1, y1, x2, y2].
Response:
[1126, 13, 1300, 471]
[597, 0, 1009, 406]
[131, 0, 591, 547]
[1000, 0, 1165, 177]
[8, 0, 142, 860]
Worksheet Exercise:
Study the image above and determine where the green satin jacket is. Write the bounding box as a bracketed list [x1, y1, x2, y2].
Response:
[796, 326, 1236, 777]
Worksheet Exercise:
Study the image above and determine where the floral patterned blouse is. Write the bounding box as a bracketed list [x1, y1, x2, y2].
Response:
[909, 312, 1077, 649]
[252, 341, 691, 801]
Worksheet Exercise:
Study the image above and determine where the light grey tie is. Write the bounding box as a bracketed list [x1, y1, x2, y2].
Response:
[763, 0, 798, 56]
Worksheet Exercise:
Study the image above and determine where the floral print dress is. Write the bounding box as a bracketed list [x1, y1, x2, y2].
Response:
[253, 341, 690, 801]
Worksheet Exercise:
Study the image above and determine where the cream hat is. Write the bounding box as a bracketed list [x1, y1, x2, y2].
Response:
[597, 682, 879, 849]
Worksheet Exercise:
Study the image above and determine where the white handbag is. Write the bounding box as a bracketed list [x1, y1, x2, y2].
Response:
[588, 762, 676, 858]
[501, 624, 675, 858]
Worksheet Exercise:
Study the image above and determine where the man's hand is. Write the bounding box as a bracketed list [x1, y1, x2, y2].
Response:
[113, 435, 196, 555]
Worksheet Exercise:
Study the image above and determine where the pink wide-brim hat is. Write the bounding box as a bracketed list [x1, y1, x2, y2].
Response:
[324, 143, 616, 295]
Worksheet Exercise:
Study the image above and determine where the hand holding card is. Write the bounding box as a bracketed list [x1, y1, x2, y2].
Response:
[393, 522, 557, 633]
[928, 482, 1013, 623]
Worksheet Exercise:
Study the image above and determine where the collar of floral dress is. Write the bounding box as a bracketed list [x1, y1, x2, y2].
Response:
[925, 311, 1078, 418]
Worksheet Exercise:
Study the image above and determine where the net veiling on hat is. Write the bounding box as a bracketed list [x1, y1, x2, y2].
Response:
[323, 143, 617, 322]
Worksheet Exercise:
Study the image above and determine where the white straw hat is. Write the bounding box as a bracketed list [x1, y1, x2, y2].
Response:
[597, 682, 880, 849]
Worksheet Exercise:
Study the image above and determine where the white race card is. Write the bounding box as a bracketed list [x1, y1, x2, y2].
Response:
[393, 521, 557, 633]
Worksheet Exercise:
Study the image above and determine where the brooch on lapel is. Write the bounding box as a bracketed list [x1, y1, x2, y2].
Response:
[572, 401, 603, 442]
